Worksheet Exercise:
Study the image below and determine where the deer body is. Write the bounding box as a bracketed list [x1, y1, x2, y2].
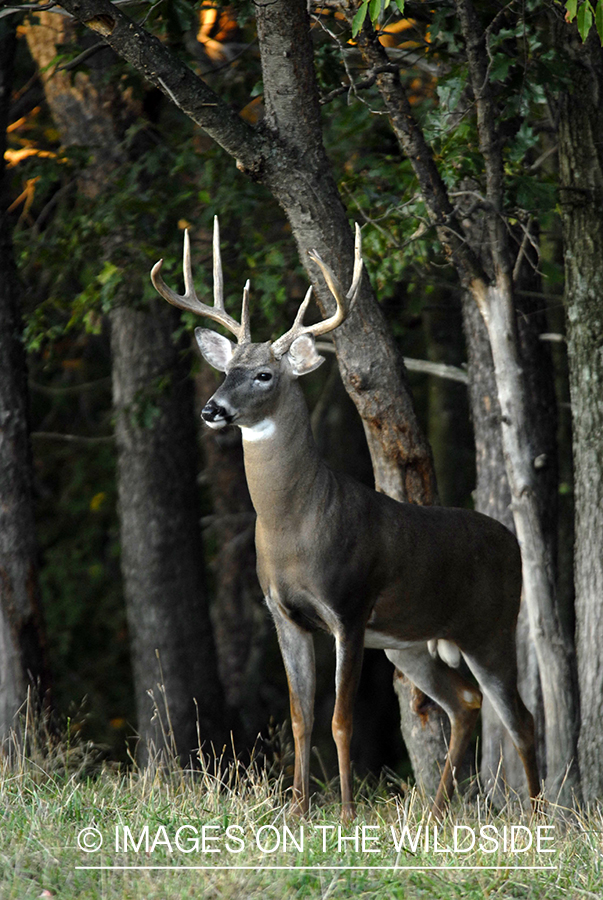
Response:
[151, 220, 539, 821]
[242, 376, 521, 650]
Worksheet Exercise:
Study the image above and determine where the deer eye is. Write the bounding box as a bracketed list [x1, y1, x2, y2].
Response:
[255, 371, 273, 383]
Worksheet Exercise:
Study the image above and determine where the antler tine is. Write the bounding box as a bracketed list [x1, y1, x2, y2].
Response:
[212, 215, 224, 311]
[347, 222, 363, 304]
[271, 225, 363, 359]
[150, 225, 247, 342]
[241, 279, 251, 344]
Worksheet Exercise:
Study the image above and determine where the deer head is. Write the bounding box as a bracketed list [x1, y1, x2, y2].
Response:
[150, 218, 363, 434]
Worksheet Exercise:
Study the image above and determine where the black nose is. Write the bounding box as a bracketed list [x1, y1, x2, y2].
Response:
[201, 400, 230, 423]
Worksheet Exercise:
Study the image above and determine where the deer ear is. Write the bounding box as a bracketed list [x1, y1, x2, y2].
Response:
[286, 334, 325, 377]
[195, 328, 235, 372]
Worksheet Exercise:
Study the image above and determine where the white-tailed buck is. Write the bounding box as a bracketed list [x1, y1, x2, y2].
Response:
[151, 219, 539, 821]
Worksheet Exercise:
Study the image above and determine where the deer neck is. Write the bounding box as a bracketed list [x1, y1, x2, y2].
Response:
[240, 381, 324, 526]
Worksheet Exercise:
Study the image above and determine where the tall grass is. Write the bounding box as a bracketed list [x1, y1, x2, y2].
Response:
[1, 696, 601, 899]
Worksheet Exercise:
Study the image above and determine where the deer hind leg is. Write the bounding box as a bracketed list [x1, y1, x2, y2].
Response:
[385, 645, 482, 820]
[333, 627, 366, 823]
[462, 648, 540, 805]
[268, 599, 316, 815]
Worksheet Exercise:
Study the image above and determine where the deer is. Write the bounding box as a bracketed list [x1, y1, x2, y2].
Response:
[150, 218, 540, 822]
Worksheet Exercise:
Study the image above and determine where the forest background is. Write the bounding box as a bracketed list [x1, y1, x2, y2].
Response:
[1, 0, 603, 812]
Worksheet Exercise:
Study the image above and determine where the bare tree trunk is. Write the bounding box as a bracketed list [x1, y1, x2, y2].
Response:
[111, 304, 226, 758]
[196, 364, 265, 741]
[25, 10, 226, 756]
[344, 0, 579, 803]
[557, 25, 603, 805]
[0, 18, 50, 737]
[463, 294, 550, 800]
[455, 0, 577, 803]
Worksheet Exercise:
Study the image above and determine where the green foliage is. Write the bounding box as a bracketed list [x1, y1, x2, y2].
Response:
[352, 0, 406, 38]
[566, 0, 603, 42]
[319, 0, 563, 317]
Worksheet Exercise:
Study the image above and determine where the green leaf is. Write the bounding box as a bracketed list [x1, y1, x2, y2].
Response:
[596, 0, 603, 41]
[394, 0, 405, 12]
[577, 1, 594, 40]
[352, 1, 369, 37]
[369, 0, 381, 23]
[565, 0, 578, 21]
[490, 54, 514, 82]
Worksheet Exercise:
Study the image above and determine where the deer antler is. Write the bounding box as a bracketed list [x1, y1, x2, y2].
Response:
[151, 217, 251, 344]
[271, 223, 363, 359]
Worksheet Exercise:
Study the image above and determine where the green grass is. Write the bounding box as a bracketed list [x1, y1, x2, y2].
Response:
[1, 710, 602, 899]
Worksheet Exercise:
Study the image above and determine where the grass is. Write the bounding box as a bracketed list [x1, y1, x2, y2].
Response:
[1, 704, 602, 899]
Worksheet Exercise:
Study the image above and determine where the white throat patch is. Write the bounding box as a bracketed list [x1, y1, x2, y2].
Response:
[240, 419, 276, 442]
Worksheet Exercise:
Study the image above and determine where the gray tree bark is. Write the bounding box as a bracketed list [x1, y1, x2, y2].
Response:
[24, 10, 226, 757]
[0, 18, 50, 737]
[196, 363, 265, 740]
[344, 0, 579, 803]
[111, 304, 226, 759]
[557, 24, 603, 805]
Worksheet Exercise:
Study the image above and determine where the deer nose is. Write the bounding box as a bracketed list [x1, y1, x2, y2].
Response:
[201, 399, 231, 424]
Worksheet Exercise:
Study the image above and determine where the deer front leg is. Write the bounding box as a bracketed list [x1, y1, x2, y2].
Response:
[268, 598, 316, 815]
[333, 627, 365, 823]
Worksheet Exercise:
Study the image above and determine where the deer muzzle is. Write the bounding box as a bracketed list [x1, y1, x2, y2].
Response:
[201, 399, 233, 427]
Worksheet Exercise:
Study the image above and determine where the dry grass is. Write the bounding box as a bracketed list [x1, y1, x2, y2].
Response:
[1, 695, 601, 899]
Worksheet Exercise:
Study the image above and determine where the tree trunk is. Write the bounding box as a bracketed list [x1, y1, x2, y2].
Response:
[474, 277, 578, 804]
[462, 294, 549, 800]
[110, 304, 225, 759]
[253, 0, 436, 505]
[196, 364, 265, 741]
[25, 10, 226, 756]
[557, 25, 603, 805]
[54, 0, 437, 506]
[0, 18, 50, 737]
[345, 0, 579, 803]
[459, 195, 555, 799]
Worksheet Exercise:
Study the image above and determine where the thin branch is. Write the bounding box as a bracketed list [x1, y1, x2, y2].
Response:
[55, 40, 109, 72]
[31, 431, 114, 444]
[312, 13, 389, 114]
[315, 341, 469, 384]
[319, 64, 398, 106]
[0, 0, 140, 17]
[28, 376, 111, 396]
[54, 0, 265, 171]
[333, 0, 487, 292]
[454, 0, 511, 277]
[512, 215, 540, 282]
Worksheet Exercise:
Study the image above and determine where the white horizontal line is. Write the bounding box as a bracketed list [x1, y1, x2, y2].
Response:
[75, 865, 557, 871]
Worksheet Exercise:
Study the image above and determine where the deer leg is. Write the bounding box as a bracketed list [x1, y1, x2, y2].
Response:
[269, 600, 316, 815]
[462, 648, 540, 804]
[385, 645, 482, 820]
[333, 627, 365, 823]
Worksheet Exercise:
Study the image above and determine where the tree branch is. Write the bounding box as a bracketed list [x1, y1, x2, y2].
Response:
[53, 0, 267, 172]
[337, 2, 488, 294]
[454, 0, 512, 281]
